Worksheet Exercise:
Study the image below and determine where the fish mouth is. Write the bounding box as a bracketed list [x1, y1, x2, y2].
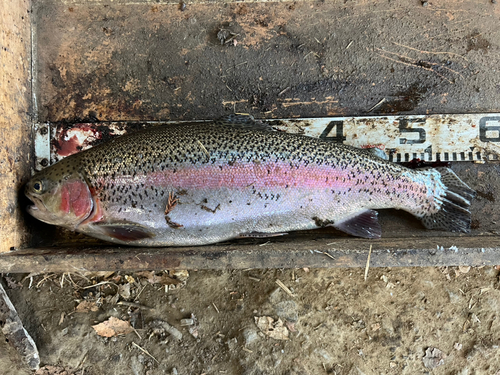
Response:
[26, 197, 40, 212]
[26, 195, 46, 217]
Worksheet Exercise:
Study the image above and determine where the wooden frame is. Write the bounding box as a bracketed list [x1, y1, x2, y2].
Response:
[1, 0, 499, 272]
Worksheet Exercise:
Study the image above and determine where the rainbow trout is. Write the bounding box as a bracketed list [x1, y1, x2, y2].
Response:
[25, 115, 475, 246]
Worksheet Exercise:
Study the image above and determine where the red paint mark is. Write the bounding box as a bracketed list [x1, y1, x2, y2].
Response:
[360, 144, 385, 150]
[54, 124, 102, 157]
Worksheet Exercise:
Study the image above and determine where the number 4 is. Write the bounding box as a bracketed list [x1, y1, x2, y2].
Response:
[320, 121, 346, 142]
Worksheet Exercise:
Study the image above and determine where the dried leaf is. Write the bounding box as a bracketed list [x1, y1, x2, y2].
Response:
[135, 271, 155, 279]
[75, 300, 99, 312]
[35, 366, 79, 375]
[124, 275, 136, 283]
[135, 271, 180, 285]
[423, 347, 445, 369]
[81, 271, 115, 279]
[254, 316, 289, 340]
[112, 275, 122, 283]
[170, 270, 189, 283]
[92, 316, 134, 337]
[4, 276, 22, 289]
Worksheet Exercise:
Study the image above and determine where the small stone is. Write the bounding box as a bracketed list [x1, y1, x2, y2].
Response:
[226, 337, 238, 351]
[268, 288, 282, 304]
[242, 328, 259, 345]
[423, 347, 445, 369]
[421, 1, 428, 6]
[314, 348, 333, 362]
[458, 266, 471, 274]
[118, 284, 131, 299]
[275, 300, 299, 323]
[131, 356, 144, 375]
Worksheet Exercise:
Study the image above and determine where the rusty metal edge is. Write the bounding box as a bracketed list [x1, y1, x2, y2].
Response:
[1, 236, 499, 272]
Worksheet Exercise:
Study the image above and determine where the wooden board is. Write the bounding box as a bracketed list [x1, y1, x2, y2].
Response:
[1, 236, 499, 273]
[0, 0, 32, 253]
[35, 0, 500, 122]
[2, 0, 500, 268]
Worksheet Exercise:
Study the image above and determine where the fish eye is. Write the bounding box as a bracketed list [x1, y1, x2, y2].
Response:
[33, 181, 43, 193]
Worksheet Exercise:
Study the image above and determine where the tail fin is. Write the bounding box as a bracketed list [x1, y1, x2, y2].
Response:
[420, 167, 476, 233]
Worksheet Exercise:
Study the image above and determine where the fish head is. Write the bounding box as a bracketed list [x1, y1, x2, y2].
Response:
[25, 166, 93, 230]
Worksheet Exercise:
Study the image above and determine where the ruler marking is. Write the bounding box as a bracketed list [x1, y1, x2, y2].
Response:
[39, 113, 500, 165]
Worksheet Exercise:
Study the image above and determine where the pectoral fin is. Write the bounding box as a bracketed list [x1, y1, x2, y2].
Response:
[94, 222, 154, 242]
[334, 210, 382, 239]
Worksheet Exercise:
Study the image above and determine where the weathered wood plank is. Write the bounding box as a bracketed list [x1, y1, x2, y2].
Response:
[1, 236, 499, 273]
[0, 0, 32, 253]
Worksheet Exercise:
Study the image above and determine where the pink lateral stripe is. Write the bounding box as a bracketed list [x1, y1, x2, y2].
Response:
[109, 162, 359, 190]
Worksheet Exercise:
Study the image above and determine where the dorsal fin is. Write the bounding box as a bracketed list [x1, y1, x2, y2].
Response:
[215, 114, 274, 131]
[362, 147, 388, 160]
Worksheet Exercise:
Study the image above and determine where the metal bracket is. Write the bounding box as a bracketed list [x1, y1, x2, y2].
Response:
[33, 122, 50, 172]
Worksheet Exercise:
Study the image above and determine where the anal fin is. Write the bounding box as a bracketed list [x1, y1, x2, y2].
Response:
[334, 210, 382, 239]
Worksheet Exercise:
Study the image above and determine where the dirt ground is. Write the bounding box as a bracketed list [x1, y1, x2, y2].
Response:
[2, 266, 500, 375]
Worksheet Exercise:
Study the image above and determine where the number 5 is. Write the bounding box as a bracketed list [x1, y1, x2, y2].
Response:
[399, 119, 426, 144]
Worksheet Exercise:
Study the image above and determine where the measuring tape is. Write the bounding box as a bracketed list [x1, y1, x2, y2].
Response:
[33, 113, 500, 170]
[270, 113, 500, 163]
